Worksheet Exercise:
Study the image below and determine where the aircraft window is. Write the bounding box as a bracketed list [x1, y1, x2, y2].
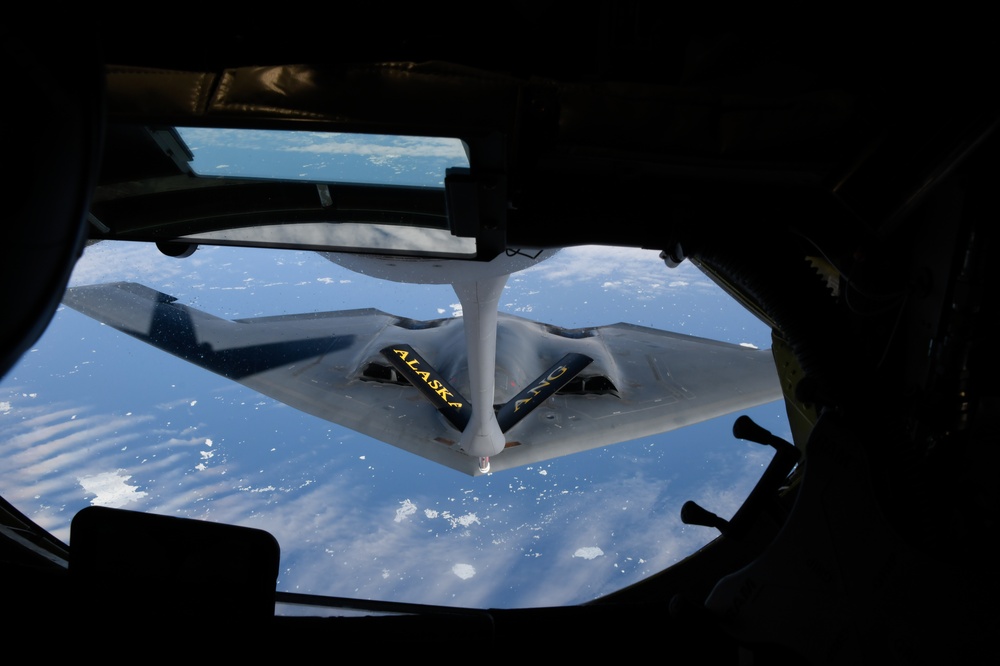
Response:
[0, 240, 785, 610]
[175, 127, 470, 188]
[558, 375, 620, 397]
[361, 362, 409, 385]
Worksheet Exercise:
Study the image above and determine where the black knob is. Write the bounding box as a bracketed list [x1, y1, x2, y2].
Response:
[681, 500, 729, 533]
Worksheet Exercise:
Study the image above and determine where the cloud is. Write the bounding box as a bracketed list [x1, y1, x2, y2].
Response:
[443, 512, 480, 529]
[452, 563, 476, 580]
[522, 246, 702, 286]
[573, 546, 604, 560]
[286, 135, 467, 159]
[69, 241, 198, 287]
[394, 499, 418, 522]
[78, 470, 148, 507]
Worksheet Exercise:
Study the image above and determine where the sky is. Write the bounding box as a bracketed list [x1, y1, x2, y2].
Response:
[0, 124, 788, 609]
[0, 240, 787, 610]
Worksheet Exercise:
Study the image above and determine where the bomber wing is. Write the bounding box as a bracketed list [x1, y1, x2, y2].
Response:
[62, 281, 781, 475]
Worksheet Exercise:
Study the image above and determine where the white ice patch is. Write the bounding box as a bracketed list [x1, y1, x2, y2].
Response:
[79, 470, 148, 508]
[573, 546, 604, 560]
[452, 563, 476, 580]
[394, 499, 417, 522]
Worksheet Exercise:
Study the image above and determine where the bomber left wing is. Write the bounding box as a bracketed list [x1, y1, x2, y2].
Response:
[62, 282, 782, 475]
